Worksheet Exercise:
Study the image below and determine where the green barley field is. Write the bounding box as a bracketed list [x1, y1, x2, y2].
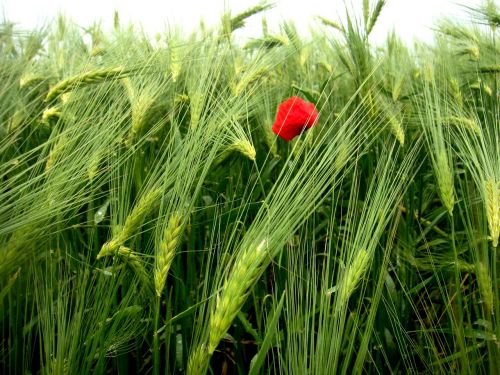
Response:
[1, 1, 499, 374]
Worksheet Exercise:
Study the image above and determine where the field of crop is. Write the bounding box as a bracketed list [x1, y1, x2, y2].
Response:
[0, 1, 499, 374]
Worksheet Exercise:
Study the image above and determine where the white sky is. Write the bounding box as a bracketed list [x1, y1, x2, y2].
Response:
[0, 0, 484, 44]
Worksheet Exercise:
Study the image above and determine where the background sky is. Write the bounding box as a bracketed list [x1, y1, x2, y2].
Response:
[0, 0, 484, 44]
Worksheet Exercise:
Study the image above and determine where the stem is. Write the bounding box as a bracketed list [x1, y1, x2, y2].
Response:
[153, 296, 161, 375]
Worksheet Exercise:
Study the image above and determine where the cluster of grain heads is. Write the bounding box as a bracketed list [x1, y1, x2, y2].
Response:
[45, 66, 129, 102]
[154, 212, 182, 297]
[97, 188, 162, 259]
[187, 91, 383, 374]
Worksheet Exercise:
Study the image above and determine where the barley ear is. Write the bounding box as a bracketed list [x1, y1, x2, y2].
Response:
[476, 262, 493, 314]
[435, 151, 455, 215]
[215, 139, 256, 165]
[227, 4, 273, 33]
[41, 107, 62, 125]
[46, 66, 128, 102]
[154, 213, 182, 297]
[187, 239, 270, 373]
[337, 249, 371, 307]
[208, 239, 269, 354]
[187, 344, 209, 375]
[441, 116, 480, 134]
[97, 188, 162, 259]
[118, 246, 154, 295]
[484, 179, 499, 247]
[367, 0, 386, 36]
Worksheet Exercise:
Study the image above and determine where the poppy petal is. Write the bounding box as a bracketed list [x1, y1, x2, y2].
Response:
[272, 96, 318, 141]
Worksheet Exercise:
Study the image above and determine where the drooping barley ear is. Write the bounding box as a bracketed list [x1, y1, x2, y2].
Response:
[337, 249, 371, 307]
[454, 260, 475, 273]
[154, 213, 182, 297]
[225, 4, 273, 34]
[118, 246, 154, 295]
[317, 16, 344, 32]
[215, 139, 256, 165]
[483, 84, 493, 97]
[478, 65, 500, 73]
[476, 262, 493, 314]
[318, 60, 333, 74]
[187, 344, 209, 375]
[484, 179, 499, 247]
[435, 151, 455, 215]
[41, 107, 62, 125]
[46, 66, 128, 102]
[233, 67, 268, 96]
[441, 116, 480, 134]
[465, 45, 480, 61]
[245, 35, 289, 50]
[19, 74, 39, 88]
[97, 188, 162, 259]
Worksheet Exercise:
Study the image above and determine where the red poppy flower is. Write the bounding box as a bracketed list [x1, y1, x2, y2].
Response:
[272, 96, 319, 141]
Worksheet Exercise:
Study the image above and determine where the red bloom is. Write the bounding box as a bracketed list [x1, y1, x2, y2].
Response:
[272, 96, 319, 141]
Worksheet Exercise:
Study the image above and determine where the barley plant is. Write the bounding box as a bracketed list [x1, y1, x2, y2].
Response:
[1, 1, 499, 374]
